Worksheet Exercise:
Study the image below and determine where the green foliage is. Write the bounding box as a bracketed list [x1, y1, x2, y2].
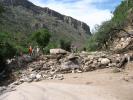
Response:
[43, 42, 58, 54]
[87, 0, 133, 51]
[0, 32, 16, 60]
[86, 36, 98, 51]
[112, 0, 133, 27]
[43, 38, 72, 54]
[31, 29, 51, 49]
[87, 21, 114, 51]
[15, 45, 28, 55]
[0, 32, 16, 71]
[59, 39, 71, 52]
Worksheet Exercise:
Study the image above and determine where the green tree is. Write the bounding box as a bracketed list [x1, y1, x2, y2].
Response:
[31, 29, 51, 49]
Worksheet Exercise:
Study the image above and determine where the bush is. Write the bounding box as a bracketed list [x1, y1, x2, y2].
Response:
[113, 0, 133, 27]
[87, 21, 114, 51]
[86, 36, 98, 51]
[31, 29, 51, 49]
[0, 32, 16, 72]
[0, 32, 16, 59]
[43, 42, 58, 54]
[15, 45, 28, 55]
[86, 0, 133, 51]
[59, 39, 71, 52]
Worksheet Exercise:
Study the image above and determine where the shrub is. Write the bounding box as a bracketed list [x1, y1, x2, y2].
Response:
[86, 36, 98, 51]
[0, 32, 16, 72]
[86, 0, 133, 51]
[15, 45, 28, 55]
[43, 42, 58, 54]
[31, 29, 51, 49]
[87, 21, 114, 51]
[59, 39, 71, 52]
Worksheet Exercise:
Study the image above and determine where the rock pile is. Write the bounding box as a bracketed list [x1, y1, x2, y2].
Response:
[11, 51, 133, 86]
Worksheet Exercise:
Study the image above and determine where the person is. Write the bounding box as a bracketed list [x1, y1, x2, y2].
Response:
[28, 46, 33, 56]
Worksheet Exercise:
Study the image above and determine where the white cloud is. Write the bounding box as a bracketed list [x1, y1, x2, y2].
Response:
[29, 0, 113, 31]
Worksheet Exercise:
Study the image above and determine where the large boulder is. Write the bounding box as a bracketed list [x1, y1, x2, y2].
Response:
[50, 48, 68, 54]
[61, 60, 80, 70]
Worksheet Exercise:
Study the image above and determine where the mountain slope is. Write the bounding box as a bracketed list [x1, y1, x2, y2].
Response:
[0, 0, 91, 47]
[87, 0, 133, 52]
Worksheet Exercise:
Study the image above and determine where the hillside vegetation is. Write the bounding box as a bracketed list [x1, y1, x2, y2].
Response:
[0, 0, 91, 49]
[87, 0, 133, 51]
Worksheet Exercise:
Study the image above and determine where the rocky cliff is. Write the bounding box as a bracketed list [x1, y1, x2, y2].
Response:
[0, 0, 91, 47]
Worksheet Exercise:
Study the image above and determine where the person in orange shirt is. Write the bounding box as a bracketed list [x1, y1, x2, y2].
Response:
[29, 46, 33, 56]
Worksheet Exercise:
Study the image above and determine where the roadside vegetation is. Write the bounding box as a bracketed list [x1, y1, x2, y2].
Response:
[86, 0, 133, 51]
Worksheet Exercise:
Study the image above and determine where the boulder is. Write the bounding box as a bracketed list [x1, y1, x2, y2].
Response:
[61, 60, 80, 70]
[50, 48, 68, 54]
[100, 58, 110, 65]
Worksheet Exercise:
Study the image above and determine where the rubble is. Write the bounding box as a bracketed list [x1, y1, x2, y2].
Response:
[9, 51, 133, 87]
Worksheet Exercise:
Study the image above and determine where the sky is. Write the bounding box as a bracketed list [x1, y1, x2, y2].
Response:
[28, 0, 122, 31]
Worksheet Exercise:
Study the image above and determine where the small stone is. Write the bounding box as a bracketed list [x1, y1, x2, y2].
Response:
[19, 79, 25, 82]
[108, 63, 117, 67]
[58, 77, 64, 80]
[24, 77, 33, 83]
[36, 74, 42, 80]
[67, 54, 78, 60]
[30, 73, 36, 79]
[47, 77, 53, 80]
[13, 81, 21, 85]
[76, 70, 82, 73]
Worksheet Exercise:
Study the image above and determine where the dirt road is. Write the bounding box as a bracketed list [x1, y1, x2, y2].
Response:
[1, 68, 133, 100]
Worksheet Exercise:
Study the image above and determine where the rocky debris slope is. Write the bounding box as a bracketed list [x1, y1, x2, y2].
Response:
[109, 9, 133, 52]
[0, 50, 133, 95]
[11, 51, 133, 85]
